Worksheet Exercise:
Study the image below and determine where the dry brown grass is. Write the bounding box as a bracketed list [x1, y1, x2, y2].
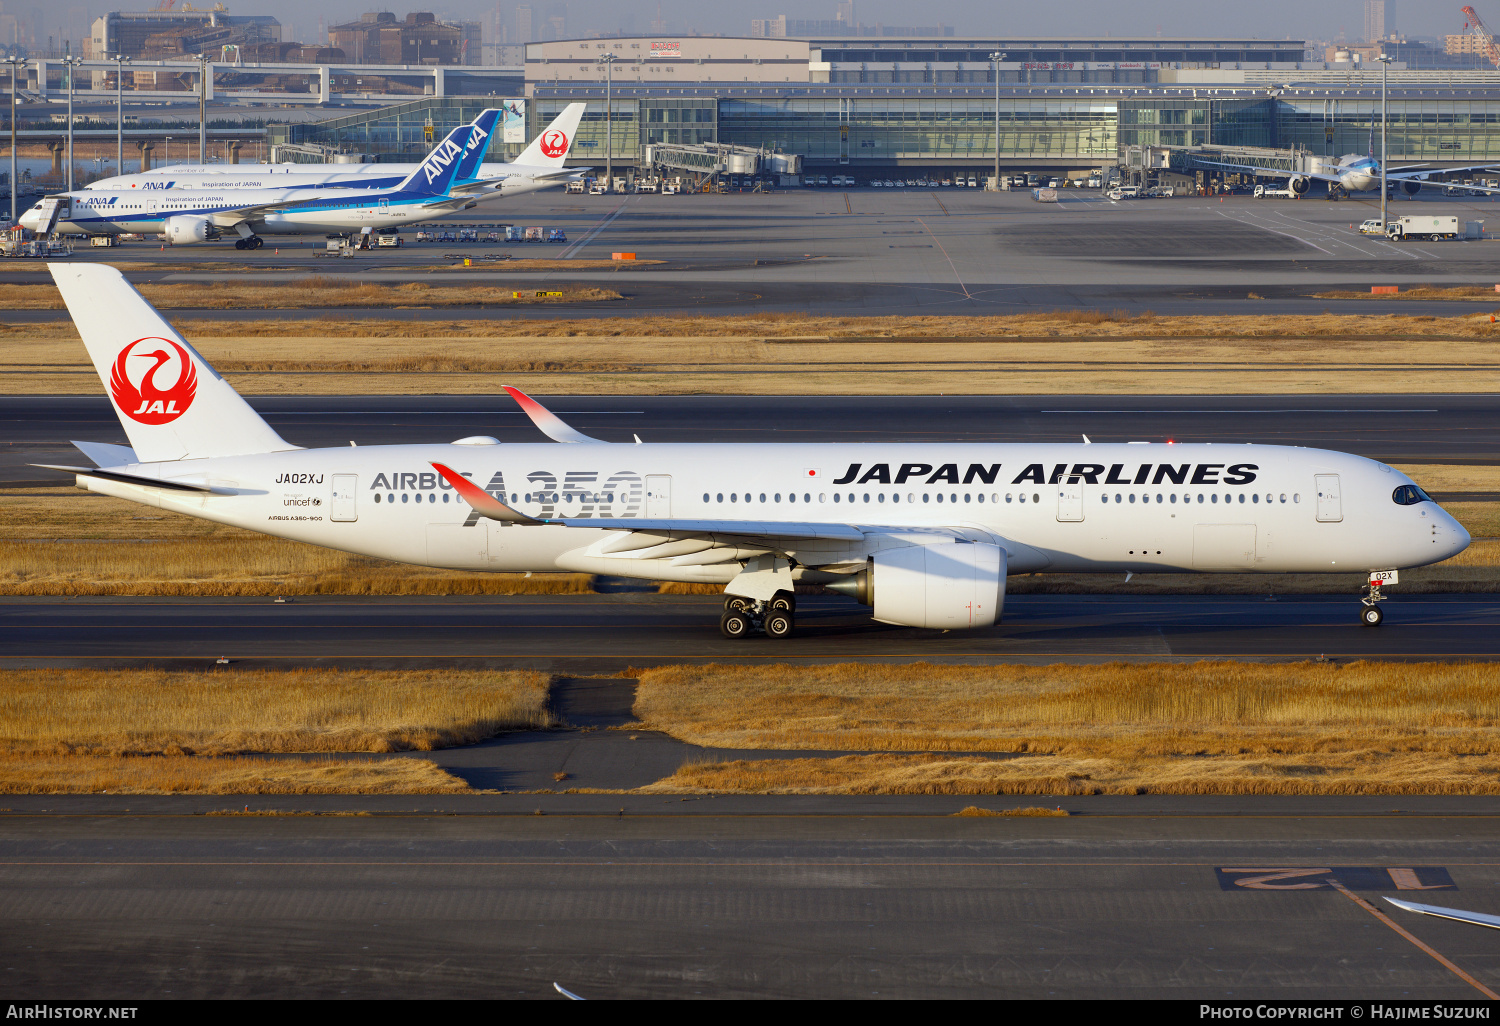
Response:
[7, 310, 1500, 394]
[650, 751, 1500, 796]
[0, 538, 595, 596]
[954, 804, 1069, 816]
[0, 753, 471, 794]
[0, 280, 621, 311]
[0, 667, 553, 755]
[1313, 287, 1500, 302]
[632, 660, 1500, 756]
[431, 259, 665, 271]
[1393, 464, 1500, 493]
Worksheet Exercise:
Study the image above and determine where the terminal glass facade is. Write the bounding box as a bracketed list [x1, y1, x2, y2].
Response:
[718, 96, 1116, 161]
[1277, 96, 1500, 160]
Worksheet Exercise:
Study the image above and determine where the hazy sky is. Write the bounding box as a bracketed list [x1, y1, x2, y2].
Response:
[18, 0, 1472, 54]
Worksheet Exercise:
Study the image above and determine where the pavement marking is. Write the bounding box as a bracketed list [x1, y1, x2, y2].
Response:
[1216, 867, 1455, 891]
[1327, 876, 1500, 1000]
[931, 193, 950, 216]
[560, 198, 629, 259]
[914, 216, 971, 300]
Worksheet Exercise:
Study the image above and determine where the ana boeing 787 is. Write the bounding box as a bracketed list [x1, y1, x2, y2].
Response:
[39, 264, 1470, 638]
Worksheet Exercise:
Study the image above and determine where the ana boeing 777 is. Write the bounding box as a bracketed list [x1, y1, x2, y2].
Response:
[20, 108, 505, 250]
[39, 264, 1470, 638]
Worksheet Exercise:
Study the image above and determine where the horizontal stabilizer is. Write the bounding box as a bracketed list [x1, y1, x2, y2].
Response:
[71, 440, 137, 467]
[31, 464, 221, 492]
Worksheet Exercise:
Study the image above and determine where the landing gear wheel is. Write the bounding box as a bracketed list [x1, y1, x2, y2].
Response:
[770, 591, 795, 613]
[719, 610, 752, 638]
[763, 611, 794, 639]
[234, 239, 247, 250]
[724, 596, 751, 614]
[250, 237, 264, 250]
[1360, 604, 1384, 627]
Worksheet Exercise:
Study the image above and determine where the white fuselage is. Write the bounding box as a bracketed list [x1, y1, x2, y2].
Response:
[87, 163, 574, 200]
[76, 441, 1469, 582]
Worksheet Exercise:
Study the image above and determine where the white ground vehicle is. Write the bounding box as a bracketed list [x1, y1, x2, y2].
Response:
[1387, 215, 1461, 241]
[1254, 184, 1296, 199]
[967, 175, 978, 188]
[1358, 219, 1386, 235]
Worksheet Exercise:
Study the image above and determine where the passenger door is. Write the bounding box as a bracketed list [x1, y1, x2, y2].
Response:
[1315, 474, 1343, 523]
[330, 474, 358, 522]
[1056, 483, 1084, 522]
[645, 475, 672, 518]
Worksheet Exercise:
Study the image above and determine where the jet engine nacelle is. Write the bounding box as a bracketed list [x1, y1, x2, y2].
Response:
[838, 542, 1007, 629]
[1289, 175, 1310, 195]
[1402, 180, 1422, 195]
[162, 215, 213, 244]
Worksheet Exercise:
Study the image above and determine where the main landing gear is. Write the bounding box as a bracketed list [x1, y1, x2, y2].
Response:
[234, 236, 264, 250]
[719, 591, 796, 639]
[1359, 580, 1387, 626]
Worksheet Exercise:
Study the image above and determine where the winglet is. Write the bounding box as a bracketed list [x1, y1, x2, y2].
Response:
[431, 462, 539, 523]
[503, 386, 607, 443]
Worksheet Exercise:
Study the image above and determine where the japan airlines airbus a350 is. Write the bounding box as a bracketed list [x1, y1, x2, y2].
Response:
[19, 109, 504, 250]
[40, 264, 1470, 638]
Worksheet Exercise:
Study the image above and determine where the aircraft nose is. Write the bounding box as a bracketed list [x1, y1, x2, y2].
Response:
[1438, 508, 1471, 560]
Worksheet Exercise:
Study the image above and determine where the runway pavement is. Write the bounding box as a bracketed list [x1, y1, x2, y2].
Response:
[14, 188, 1500, 318]
[3, 593, 1497, 669]
[5, 807, 1500, 998]
[4, 394, 1497, 488]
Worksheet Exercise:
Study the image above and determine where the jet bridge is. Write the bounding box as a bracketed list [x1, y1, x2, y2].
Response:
[642, 143, 799, 188]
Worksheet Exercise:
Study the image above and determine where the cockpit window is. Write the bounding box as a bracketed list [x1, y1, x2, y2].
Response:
[1392, 484, 1433, 505]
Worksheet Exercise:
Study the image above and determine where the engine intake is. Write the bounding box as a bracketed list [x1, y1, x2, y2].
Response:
[1289, 176, 1310, 195]
[1402, 180, 1421, 195]
[162, 215, 214, 245]
[830, 543, 1007, 629]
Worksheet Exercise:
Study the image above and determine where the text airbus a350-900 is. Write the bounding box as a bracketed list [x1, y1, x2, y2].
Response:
[38, 265, 1469, 638]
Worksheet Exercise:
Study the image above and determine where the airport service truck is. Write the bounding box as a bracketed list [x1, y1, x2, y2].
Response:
[1386, 215, 1460, 241]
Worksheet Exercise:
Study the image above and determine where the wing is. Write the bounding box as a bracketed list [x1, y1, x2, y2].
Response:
[1384, 897, 1500, 930]
[503, 386, 608, 443]
[1387, 162, 1500, 180]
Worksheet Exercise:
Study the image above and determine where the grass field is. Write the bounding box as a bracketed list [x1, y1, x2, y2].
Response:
[6, 310, 1500, 394]
[0, 754, 470, 794]
[634, 660, 1500, 795]
[0, 667, 553, 755]
[0, 279, 621, 311]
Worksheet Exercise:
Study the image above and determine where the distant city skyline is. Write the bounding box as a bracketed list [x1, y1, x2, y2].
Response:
[2, 0, 1488, 56]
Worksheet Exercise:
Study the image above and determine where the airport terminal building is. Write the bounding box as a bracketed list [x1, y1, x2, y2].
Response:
[269, 35, 1500, 173]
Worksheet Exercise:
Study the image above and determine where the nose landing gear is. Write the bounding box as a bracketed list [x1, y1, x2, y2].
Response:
[1359, 577, 1389, 626]
[719, 591, 797, 638]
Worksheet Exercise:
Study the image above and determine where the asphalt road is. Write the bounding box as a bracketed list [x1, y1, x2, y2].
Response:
[5, 809, 1500, 998]
[3, 593, 1496, 669]
[5, 394, 1497, 488]
[15, 188, 1500, 318]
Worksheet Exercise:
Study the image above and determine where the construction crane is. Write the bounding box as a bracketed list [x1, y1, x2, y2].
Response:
[1461, 6, 1500, 69]
[151, 0, 176, 11]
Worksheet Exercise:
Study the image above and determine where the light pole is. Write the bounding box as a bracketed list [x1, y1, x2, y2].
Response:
[193, 54, 210, 164]
[61, 55, 82, 190]
[989, 50, 1006, 190]
[113, 54, 130, 176]
[4, 55, 23, 227]
[1378, 53, 1393, 231]
[165, 136, 171, 166]
[598, 52, 617, 191]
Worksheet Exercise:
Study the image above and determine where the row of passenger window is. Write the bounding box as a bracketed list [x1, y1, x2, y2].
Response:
[1101, 492, 1301, 505]
[706, 491, 1034, 505]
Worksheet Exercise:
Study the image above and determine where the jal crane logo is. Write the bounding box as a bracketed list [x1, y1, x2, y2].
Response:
[539, 129, 569, 159]
[109, 338, 198, 425]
